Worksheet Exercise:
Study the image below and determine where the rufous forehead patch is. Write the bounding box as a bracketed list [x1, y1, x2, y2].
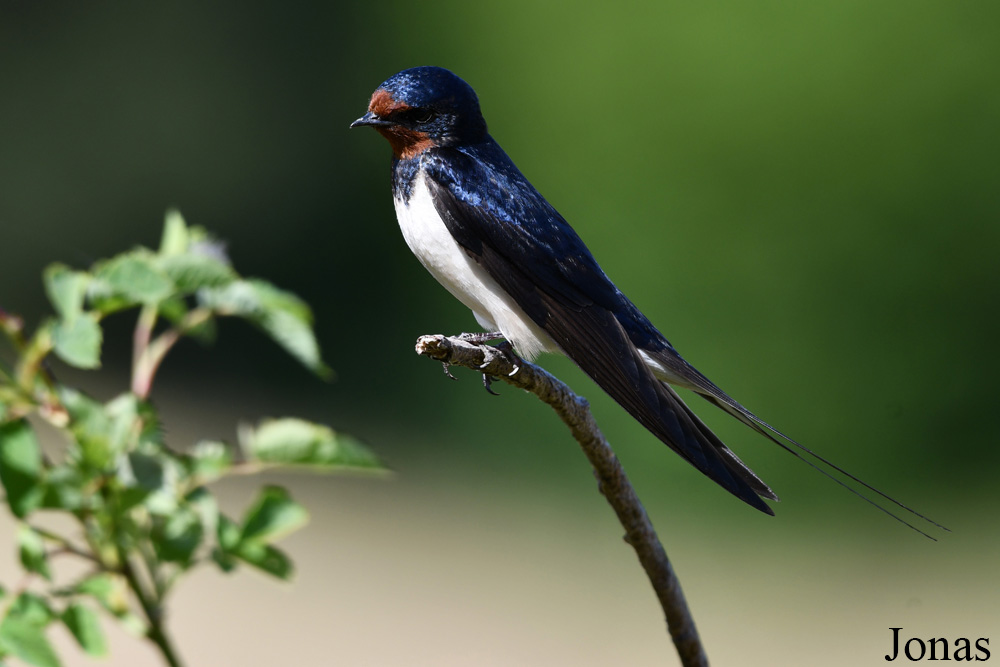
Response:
[369, 88, 410, 117]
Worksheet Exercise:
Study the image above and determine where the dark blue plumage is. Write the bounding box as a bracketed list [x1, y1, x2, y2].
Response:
[352, 66, 944, 535]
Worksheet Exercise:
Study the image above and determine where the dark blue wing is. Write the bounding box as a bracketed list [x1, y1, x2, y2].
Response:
[420, 141, 777, 514]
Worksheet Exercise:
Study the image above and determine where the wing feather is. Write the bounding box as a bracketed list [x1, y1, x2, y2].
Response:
[423, 147, 776, 513]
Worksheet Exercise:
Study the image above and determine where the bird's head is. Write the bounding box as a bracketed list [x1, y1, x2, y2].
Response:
[351, 66, 488, 159]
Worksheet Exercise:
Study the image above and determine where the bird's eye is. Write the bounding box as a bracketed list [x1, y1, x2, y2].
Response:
[411, 108, 435, 124]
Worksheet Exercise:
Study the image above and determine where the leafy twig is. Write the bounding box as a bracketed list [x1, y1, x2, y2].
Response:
[415, 334, 709, 667]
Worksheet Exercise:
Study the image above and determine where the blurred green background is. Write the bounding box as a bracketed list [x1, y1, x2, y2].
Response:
[2, 1, 998, 665]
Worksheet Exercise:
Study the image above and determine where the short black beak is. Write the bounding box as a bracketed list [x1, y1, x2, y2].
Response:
[350, 111, 393, 129]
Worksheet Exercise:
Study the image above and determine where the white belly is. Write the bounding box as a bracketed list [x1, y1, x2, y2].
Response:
[394, 172, 557, 360]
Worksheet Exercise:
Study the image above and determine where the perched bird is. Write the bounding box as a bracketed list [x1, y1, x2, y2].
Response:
[352, 66, 941, 535]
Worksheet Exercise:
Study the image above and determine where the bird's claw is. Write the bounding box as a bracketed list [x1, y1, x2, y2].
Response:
[496, 340, 522, 376]
[482, 373, 500, 395]
[457, 331, 505, 345]
[441, 362, 458, 381]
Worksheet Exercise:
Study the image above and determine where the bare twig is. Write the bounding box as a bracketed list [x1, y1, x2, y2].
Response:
[415, 334, 709, 667]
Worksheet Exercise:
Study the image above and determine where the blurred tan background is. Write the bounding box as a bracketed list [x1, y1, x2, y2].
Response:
[1, 2, 998, 665]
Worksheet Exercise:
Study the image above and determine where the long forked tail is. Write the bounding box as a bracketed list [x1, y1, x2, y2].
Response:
[699, 392, 949, 541]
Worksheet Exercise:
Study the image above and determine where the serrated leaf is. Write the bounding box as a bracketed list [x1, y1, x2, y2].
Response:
[247, 280, 329, 377]
[159, 209, 189, 256]
[234, 542, 293, 580]
[92, 251, 174, 306]
[43, 264, 90, 320]
[0, 616, 60, 667]
[247, 279, 311, 321]
[239, 486, 307, 544]
[244, 418, 383, 470]
[51, 313, 102, 369]
[197, 279, 256, 315]
[17, 527, 51, 581]
[61, 603, 106, 657]
[198, 280, 330, 377]
[0, 420, 44, 518]
[258, 308, 329, 377]
[158, 253, 236, 293]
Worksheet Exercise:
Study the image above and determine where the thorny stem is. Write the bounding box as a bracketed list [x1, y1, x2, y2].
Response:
[415, 334, 710, 667]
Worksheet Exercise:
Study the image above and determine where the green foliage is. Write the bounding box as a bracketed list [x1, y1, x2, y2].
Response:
[0, 211, 384, 667]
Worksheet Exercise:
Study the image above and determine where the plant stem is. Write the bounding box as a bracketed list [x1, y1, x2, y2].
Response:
[131, 305, 158, 397]
[132, 307, 212, 399]
[118, 549, 184, 667]
[29, 525, 102, 564]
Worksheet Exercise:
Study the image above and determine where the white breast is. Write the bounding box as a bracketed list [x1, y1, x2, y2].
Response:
[394, 172, 557, 360]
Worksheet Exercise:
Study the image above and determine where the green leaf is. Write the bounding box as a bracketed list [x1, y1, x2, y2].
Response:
[158, 253, 236, 293]
[247, 280, 329, 377]
[104, 393, 141, 455]
[73, 575, 114, 608]
[187, 440, 231, 483]
[43, 264, 90, 320]
[185, 487, 219, 543]
[74, 574, 127, 617]
[198, 279, 330, 377]
[159, 209, 189, 256]
[61, 603, 106, 657]
[17, 527, 51, 581]
[71, 575, 147, 636]
[8, 594, 55, 626]
[91, 251, 174, 307]
[51, 313, 102, 369]
[239, 486, 308, 544]
[244, 418, 383, 470]
[0, 420, 44, 518]
[152, 507, 203, 565]
[0, 616, 60, 667]
[61, 388, 112, 470]
[234, 542, 293, 580]
[116, 451, 181, 516]
[197, 279, 259, 314]
[38, 465, 89, 511]
[212, 514, 241, 573]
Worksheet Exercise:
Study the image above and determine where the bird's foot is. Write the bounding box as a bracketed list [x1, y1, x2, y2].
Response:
[495, 340, 522, 377]
[481, 373, 500, 395]
[457, 331, 505, 345]
[444, 332, 521, 395]
[478, 341, 522, 392]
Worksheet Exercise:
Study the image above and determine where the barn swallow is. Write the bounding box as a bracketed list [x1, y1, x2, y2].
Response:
[352, 66, 942, 536]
